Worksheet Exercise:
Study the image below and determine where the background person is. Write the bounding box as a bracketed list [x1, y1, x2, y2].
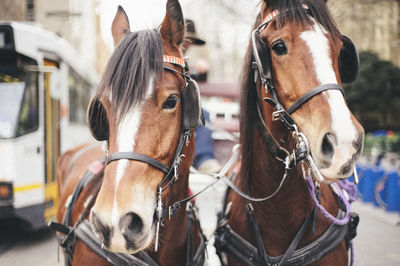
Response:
[183, 19, 221, 173]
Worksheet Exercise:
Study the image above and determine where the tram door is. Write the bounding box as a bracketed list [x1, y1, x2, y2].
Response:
[43, 59, 60, 223]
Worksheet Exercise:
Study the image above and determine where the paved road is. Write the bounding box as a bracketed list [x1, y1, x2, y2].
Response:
[0, 224, 61, 266]
[0, 192, 399, 265]
[351, 201, 400, 266]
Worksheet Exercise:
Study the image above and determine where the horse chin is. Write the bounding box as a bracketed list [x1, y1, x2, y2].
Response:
[90, 212, 155, 254]
[318, 162, 355, 183]
[310, 140, 359, 183]
[107, 228, 154, 254]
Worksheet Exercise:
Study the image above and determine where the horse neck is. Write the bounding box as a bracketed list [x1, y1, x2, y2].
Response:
[247, 125, 312, 212]
[241, 123, 339, 256]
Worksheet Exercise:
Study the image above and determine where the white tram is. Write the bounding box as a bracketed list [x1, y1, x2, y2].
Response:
[0, 22, 98, 229]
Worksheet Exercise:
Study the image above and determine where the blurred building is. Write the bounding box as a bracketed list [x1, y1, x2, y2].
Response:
[329, 0, 400, 66]
[0, 0, 110, 75]
[181, 0, 259, 83]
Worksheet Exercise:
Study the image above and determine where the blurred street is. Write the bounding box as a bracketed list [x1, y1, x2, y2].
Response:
[351, 201, 400, 266]
[1, 182, 399, 266]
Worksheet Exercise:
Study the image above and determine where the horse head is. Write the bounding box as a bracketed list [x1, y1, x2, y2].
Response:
[253, 0, 364, 182]
[88, 0, 201, 253]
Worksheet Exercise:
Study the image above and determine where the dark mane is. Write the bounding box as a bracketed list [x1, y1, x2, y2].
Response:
[238, 12, 263, 184]
[239, 0, 340, 180]
[97, 30, 163, 121]
[267, 0, 340, 37]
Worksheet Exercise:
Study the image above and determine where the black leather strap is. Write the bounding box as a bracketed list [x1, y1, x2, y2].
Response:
[215, 209, 350, 266]
[277, 207, 316, 266]
[163, 65, 191, 81]
[107, 152, 170, 174]
[247, 204, 268, 265]
[287, 83, 344, 114]
[255, 95, 290, 162]
[215, 224, 260, 266]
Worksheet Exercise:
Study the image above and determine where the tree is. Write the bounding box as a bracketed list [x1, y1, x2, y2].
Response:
[344, 51, 400, 132]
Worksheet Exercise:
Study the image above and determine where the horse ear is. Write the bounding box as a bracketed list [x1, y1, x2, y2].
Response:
[111, 5, 130, 47]
[160, 0, 185, 48]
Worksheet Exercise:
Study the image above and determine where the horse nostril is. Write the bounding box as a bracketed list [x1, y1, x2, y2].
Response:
[119, 212, 144, 236]
[321, 133, 336, 161]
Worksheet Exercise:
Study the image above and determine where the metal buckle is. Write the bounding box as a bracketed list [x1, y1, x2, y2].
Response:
[272, 109, 284, 121]
[184, 131, 191, 146]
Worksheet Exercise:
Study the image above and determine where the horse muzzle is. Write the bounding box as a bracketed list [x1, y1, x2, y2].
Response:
[314, 130, 364, 181]
[90, 209, 154, 253]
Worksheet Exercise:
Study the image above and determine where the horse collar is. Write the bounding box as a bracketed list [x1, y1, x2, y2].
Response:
[214, 183, 360, 266]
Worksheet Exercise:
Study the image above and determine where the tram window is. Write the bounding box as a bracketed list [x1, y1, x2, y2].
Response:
[0, 73, 25, 138]
[0, 32, 5, 48]
[69, 69, 91, 124]
[17, 73, 39, 136]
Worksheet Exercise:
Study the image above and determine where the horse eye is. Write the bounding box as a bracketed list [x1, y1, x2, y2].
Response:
[272, 41, 288, 56]
[162, 95, 178, 109]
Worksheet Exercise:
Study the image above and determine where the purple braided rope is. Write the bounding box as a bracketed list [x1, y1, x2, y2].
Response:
[338, 179, 358, 203]
[305, 175, 350, 226]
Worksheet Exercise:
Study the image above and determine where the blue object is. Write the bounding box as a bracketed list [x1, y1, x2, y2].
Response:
[371, 130, 387, 137]
[362, 166, 384, 205]
[375, 176, 388, 207]
[385, 170, 400, 212]
[357, 165, 371, 199]
[193, 109, 215, 168]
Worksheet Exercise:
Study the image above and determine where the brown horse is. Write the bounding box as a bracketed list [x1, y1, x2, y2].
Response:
[215, 0, 364, 265]
[55, 1, 205, 265]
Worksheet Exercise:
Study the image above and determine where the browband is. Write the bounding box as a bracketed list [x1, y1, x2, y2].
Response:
[163, 55, 190, 80]
[261, 3, 309, 27]
[163, 55, 186, 68]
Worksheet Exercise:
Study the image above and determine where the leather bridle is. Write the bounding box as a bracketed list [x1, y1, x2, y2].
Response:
[212, 10, 360, 265]
[104, 57, 196, 250]
[251, 10, 346, 183]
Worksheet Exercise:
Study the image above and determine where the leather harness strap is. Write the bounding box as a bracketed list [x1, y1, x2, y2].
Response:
[215, 205, 357, 266]
[49, 159, 206, 266]
[107, 152, 170, 174]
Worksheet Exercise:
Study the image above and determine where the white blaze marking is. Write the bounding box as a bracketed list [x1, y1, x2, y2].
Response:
[327, 90, 357, 142]
[300, 22, 336, 84]
[300, 22, 357, 144]
[111, 78, 155, 226]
